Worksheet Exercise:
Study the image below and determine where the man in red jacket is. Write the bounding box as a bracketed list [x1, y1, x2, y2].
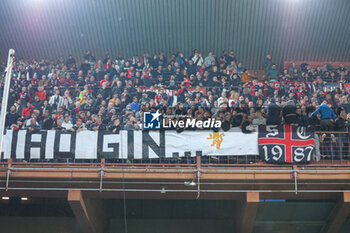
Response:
[35, 86, 47, 101]
[21, 102, 34, 118]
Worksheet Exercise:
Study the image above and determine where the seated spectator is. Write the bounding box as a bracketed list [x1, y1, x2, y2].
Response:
[32, 96, 43, 110]
[130, 97, 141, 113]
[221, 112, 232, 131]
[252, 111, 266, 126]
[6, 106, 18, 127]
[55, 119, 66, 131]
[62, 116, 73, 130]
[71, 118, 86, 132]
[26, 118, 41, 133]
[241, 116, 256, 133]
[35, 86, 47, 101]
[10, 118, 23, 131]
[109, 118, 122, 133]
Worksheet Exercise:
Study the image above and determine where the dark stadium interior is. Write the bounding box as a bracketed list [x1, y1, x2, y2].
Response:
[0, 197, 350, 233]
[0, 0, 350, 233]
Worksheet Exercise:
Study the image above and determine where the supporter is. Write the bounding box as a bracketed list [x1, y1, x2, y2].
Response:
[26, 118, 41, 133]
[35, 86, 47, 101]
[252, 111, 266, 126]
[296, 106, 309, 127]
[49, 88, 63, 109]
[32, 95, 43, 110]
[21, 102, 34, 119]
[55, 119, 66, 131]
[311, 101, 336, 130]
[264, 54, 272, 72]
[109, 118, 122, 133]
[288, 62, 300, 75]
[204, 52, 215, 67]
[282, 100, 298, 125]
[10, 118, 23, 131]
[71, 118, 86, 132]
[62, 116, 73, 130]
[338, 96, 350, 114]
[241, 116, 256, 133]
[266, 64, 280, 81]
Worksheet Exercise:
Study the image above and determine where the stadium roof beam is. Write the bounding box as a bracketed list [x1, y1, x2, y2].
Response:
[235, 192, 259, 233]
[68, 190, 108, 233]
[320, 192, 350, 233]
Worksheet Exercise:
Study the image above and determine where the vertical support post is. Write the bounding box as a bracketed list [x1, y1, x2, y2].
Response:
[196, 155, 201, 199]
[320, 192, 350, 233]
[99, 158, 105, 192]
[235, 192, 260, 233]
[5, 158, 12, 191]
[0, 49, 15, 160]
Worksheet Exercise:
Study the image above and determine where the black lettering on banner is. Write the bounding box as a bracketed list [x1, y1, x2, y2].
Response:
[1, 130, 10, 159]
[97, 131, 120, 159]
[127, 130, 134, 159]
[142, 130, 165, 158]
[10, 130, 18, 160]
[24, 131, 48, 160]
[54, 131, 76, 159]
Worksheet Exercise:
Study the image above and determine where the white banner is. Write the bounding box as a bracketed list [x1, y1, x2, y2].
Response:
[1, 128, 259, 160]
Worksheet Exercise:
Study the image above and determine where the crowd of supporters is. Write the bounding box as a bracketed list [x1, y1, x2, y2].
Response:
[1, 50, 350, 137]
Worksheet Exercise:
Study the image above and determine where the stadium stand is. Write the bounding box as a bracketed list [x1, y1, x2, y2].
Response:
[1, 51, 349, 163]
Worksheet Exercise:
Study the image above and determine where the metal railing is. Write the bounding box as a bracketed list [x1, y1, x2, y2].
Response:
[0, 131, 350, 167]
[0, 130, 349, 166]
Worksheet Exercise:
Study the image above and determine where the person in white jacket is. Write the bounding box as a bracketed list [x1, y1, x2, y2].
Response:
[48, 88, 63, 110]
[61, 116, 73, 130]
[191, 52, 204, 67]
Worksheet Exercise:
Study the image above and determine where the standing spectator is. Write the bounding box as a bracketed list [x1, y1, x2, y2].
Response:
[66, 54, 76, 69]
[204, 52, 215, 67]
[266, 65, 280, 82]
[49, 88, 63, 110]
[264, 54, 272, 72]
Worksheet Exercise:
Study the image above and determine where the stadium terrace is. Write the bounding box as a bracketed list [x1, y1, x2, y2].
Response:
[162, 118, 222, 129]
